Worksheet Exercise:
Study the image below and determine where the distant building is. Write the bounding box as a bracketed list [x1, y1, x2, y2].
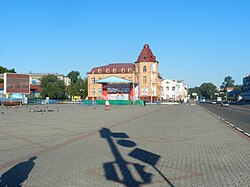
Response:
[87, 44, 161, 101]
[0, 73, 70, 99]
[161, 79, 188, 101]
[29, 73, 71, 87]
[242, 74, 250, 101]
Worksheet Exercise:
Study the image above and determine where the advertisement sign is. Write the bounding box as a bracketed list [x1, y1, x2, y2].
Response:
[141, 87, 148, 96]
[134, 86, 139, 100]
[151, 73, 157, 83]
[108, 94, 129, 100]
[151, 64, 156, 72]
[151, 86, 157, 96]
[4, 73, 30, 94]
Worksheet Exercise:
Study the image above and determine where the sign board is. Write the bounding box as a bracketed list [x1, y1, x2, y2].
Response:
[4, 73, 30, 94]
[151, 73, 157, 83]
[141, 87, 148, 96]
[151, 86, 157, 96]
[151, 64, 156, 72]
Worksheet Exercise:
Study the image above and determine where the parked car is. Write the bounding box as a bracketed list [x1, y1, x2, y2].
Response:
[221, 101, 229, 107]
[211, 101, 216, 104]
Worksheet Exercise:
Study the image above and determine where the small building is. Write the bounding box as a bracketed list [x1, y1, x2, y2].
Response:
[29, 73, 71, 87]
[242, 74, 250, 101]
[161, 79, 188, 101]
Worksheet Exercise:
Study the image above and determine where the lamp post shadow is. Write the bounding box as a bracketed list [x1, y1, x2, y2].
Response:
[100, 128, 174, 187]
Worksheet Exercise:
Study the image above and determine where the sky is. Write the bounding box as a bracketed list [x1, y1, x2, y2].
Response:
[0, 0, 250, 88]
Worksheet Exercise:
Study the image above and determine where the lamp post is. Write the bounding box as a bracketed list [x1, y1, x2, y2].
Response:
[92, 71, 94, 101]
[150, 64, 153, 103]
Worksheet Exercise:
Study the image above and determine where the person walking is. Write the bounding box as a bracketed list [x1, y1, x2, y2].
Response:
[105, 99, 110, 110]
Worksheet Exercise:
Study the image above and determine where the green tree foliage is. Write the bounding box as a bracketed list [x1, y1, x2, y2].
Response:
[67, 71, 80, 84]
[67, 75, 88, 99]
[40, 75, 65, 99]
[220, 76, 235, 89]
[0, 66, 16, 74]
[67, 70, 88, 99]
[188, 87, 200, 99]
[199, 82, 217, 99]
[68, 78, 85, 98]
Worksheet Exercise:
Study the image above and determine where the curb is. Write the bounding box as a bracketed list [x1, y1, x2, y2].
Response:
[200, 106, 250, 139]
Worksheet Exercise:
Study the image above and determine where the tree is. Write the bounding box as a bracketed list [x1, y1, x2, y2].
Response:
[67, 71, 80, 84]
[67, 77, 88, 99]
[40, 75, 66, 99]
[0, 66, 16, 74]
[199, 83, 217, 99]
[68, 78, 84, 98]
[188, 87, 200, 99]
[220, 76, 235, 89]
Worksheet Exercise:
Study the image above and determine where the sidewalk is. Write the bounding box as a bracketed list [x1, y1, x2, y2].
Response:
[0, 104, 249, 186]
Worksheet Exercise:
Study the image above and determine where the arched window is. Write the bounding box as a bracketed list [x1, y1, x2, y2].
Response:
[121, 68, 125, 73]
[98, 68, 102, 73]
[143, 66, 147, 72]
[128, 68, 132, 73]
[106, 68, 110, 73]
[113, 68, 117, 73]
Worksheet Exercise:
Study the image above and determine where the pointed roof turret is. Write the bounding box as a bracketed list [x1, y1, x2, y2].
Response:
[136, 44, 157, 63]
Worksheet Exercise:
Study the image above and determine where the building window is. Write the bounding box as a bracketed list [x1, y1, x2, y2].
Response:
[172, 87, 175, 91]
[143, 56, 146, 60]
[98, 88, 102, 94]
[128, 68, 132, 73]
[91, 88, 95, 94]
[143, 66, 147, 72]
[166, 86, 169, 91]
[143, 76, 147, 83]
[106, 68, 110, 73]
[121, 68, 125, 73]
[91, 77, 95, 84]
[98, 68, 102, 73]
[113, 68, 117, 73]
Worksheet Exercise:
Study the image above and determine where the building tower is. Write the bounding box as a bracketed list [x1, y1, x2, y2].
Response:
[135, 44, 160, 102]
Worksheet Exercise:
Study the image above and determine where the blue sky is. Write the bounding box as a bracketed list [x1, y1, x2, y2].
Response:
[0, 0, 250, 88]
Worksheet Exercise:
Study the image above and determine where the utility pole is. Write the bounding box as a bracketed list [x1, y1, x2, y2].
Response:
[132, 71, 135, 104]
[150, 64, 153, 103]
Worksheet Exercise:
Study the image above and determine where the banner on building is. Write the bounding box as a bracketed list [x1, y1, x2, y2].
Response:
[151, 64, 156, 72]
[151, 86, 157, 96]
[141, 87, 148, 96]
[151, 73, 157, 83]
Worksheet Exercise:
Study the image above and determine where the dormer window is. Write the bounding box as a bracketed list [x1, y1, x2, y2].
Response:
[121, 68, 125, 73]
[128, 68, 132, 73]
[143, 56, 146, 60]
[98, 68, 102, 73]
[106, 68, 110, 73]
[113, 68, 117, 73]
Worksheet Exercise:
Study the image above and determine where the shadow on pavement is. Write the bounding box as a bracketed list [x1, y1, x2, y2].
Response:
[100, 127, 174, 187]
[0, 157, 37, 187]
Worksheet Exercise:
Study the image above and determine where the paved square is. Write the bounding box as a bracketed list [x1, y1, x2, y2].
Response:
[0, 104, 250, 186]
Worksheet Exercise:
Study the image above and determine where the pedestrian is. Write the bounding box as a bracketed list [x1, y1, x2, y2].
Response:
[105, 99, 110, 110]
[143, 98, 146, 106]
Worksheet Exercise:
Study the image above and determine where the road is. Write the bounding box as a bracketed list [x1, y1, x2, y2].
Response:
[199, 103, 250, 134]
